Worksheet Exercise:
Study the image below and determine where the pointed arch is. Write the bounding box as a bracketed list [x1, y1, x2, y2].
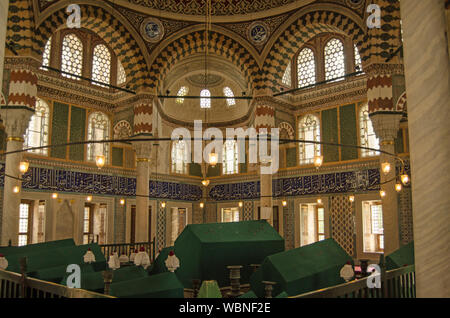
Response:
[147, 30, 260, 91]
[259, 6, 366, 92]
[34, 2, 150, 90]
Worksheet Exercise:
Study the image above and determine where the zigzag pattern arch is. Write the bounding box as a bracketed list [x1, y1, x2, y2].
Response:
[34, 4, 150, 90]
[260, 10, 367, 93]
[148, 31, 260, 91]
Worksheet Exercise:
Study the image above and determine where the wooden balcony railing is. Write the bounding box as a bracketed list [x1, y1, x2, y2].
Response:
[0, 268, 114, 298]
[291, 265, 415, 298]
[99, 240, 156, 262]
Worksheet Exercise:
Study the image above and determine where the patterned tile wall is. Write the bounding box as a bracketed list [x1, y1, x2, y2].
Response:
[399, 187, 414, 245]
[330, 195, 356, 256]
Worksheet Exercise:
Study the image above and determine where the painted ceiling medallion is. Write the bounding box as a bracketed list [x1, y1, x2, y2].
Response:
[247, 21, 270, 45]
[140, 17, 165, 43]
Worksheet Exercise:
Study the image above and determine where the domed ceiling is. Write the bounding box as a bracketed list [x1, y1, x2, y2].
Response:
[161, 73, 250, 127]
[112, 0, 314, 21]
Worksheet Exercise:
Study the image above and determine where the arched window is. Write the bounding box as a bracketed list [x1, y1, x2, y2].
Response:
[223, 140, 238, 175]
[24, 98, 50, 155]
[297, 48, 316, 88]
[171, 140, 189, 174]
[117, 60, 127, 86]
[176, 86, 189, 104]
[200, 89, 211, 109]
[61, 34, 83, 80]
[92, 44, 111, 86]
[354, 44, 363, 73]
[223, 87, 236, 106]
[87, 112, 110, 162]
[359, 104, 380, 157]
[282, 63, 292, 87]
[41, 37, 52, 69]
[324, 38, 345, 81]
[298, 115, 321, 165]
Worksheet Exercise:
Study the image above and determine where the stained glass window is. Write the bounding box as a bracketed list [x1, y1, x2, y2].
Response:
[282, 63, 292, 87]
[176, 86, 189, 104]
[324, 38, 345, 81]
[223, 87, 236, 106]
[41, 37, 52, 69]
[171, 140, 189, 174]
[87, 112, 110, 163]
[359, 103, 380, 157]
[92, 44, 111, 86]
[61, 34, 83, 80]
[24, 98, 50, 156]
[298, 114, 321, 165]
[297, 48, 316, 88]
[354, 44, 363, 72]
[222, 139, 238, 175]
[200, 89, 211, 109]
[117, 60, 127, 86]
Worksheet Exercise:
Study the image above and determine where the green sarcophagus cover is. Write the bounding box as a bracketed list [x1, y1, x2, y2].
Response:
[154, 220, 284, 289]
[61, 265, 148, 292]
[4, 242, 105, 275]
[109, 272, 184, 298]
[385, 241, 415, 270]
[0, 239, 75, 256]
[249, 238, 353, 297]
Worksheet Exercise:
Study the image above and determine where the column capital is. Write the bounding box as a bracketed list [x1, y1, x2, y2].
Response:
[0, 107, 34, 140]
[369, 112, 402, 142]
[132, 140, 152, 161]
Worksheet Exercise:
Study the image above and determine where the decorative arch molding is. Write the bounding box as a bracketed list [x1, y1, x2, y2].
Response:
[396, 91, 407, 113]
[259, 4, 366, 92]
[34, 1, 150, 90]
[148, 24, 261, 68]
[279, 122, 295, 140]
[113, 120, 133, 139]
[148, 30, 260, 91]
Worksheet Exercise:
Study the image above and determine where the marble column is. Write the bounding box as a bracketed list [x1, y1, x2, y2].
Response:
[0, 64, 36, 246]
[132, 95, 154, 243]
[132, 142, 151, 243]
[0, 108, 34, 246]
[254, 98, 275, 225]
[370, 113, 402, 255]
[259, 161, 273, 225]
[400, 0, 450, 298]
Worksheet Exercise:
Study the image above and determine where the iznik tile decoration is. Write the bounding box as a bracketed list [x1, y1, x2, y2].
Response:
[0, 166, 202, 201]
[209, 169, 381, 201]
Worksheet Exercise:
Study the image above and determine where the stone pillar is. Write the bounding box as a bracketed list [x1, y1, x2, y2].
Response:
[370, 113, 402, 255]
[132, 96, 153, 243]
[259, 161, 273, 225]
[0, 67, 36, 245]
[254, 99, 275, 224]
[400, 0, 450, 298]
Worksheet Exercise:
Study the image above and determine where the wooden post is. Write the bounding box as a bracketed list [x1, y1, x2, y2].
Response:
[262, 281, 277, 298]
[102, 270, 114, 295]
[19, 257, 27, 298]
[379, 254, 388, 298]
[227, 265, 243, 297]
[249, 264, 260, 273]
[360, 259, 369, 277]
[192, 279, 201, 298]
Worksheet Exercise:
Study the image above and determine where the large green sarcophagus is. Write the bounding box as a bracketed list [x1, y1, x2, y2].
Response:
[2, 242, 106, 281]
[249, 238, 353, 297]
[152, 220, 285, 289]
[385, 241, 415, 270]
[109, 272, 184, 298]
